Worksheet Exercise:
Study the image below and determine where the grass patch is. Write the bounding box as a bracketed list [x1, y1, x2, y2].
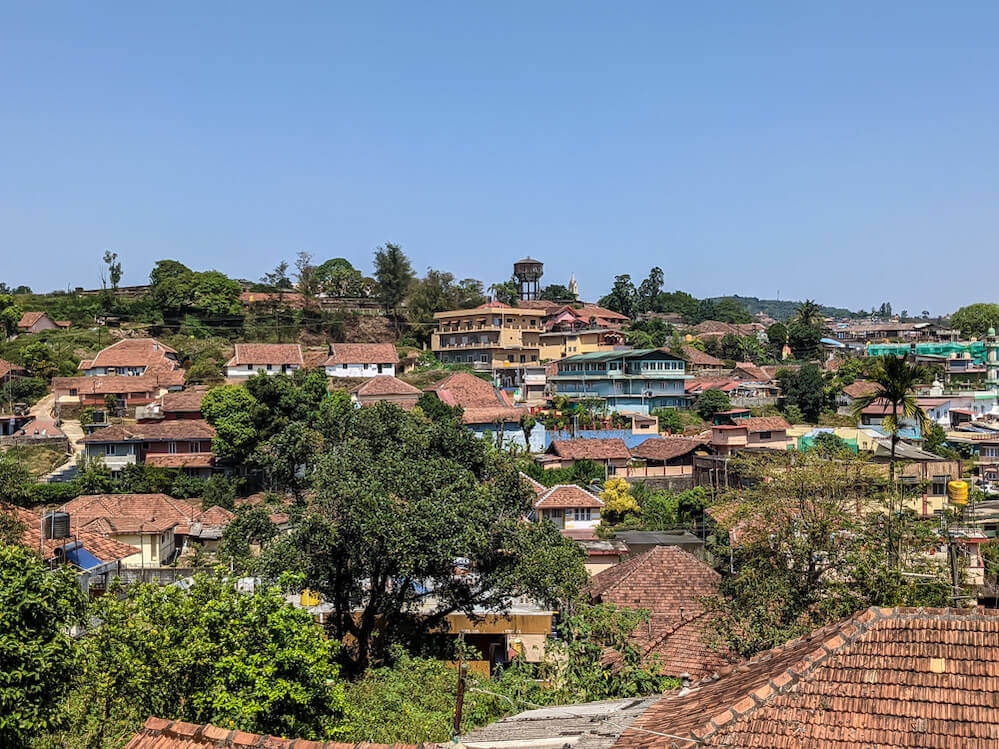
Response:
[2, 444, 68, 476]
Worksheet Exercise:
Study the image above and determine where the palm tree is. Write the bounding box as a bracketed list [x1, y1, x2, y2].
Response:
[851, 354, 931, 569]
[792, 299, 824, 329]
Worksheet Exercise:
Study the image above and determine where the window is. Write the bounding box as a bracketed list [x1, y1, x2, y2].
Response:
[758, 431, 772, 440]
[572, 508, 592, 521]
[983, 447, 999, 458]
[377, 363, 384, 373]
[246, 364, 252, 370]
[104, 444, 115, 456]
[266, 364, 273, 371]
[69, 388, 78, 397]
[342, 363, 348, 369]
[193, 441, 203, 453]
[168, 442, 178, 454]
[932, 475, 950, 496]
[520, 355, 526, 363]
[508, 355, 514, 362]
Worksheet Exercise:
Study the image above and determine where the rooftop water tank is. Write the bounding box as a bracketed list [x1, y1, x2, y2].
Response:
[42, 511, 71, 540]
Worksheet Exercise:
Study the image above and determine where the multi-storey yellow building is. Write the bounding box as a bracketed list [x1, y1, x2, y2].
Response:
[538, 327, 627, 361]
[432, 303, 545, 389]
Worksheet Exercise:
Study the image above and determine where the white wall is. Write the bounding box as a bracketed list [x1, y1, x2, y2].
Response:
[326, 362, 396, 378]
[225, 364, 300, 378]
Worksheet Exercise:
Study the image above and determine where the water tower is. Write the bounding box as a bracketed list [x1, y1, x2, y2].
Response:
[513, 257, 543, 301]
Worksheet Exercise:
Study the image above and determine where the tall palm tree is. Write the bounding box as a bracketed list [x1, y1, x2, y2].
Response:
[792, 299, 824, 329]
[851, 354, 931, 569]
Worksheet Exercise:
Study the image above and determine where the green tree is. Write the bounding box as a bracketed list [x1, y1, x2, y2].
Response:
[102, 250, 122, 290]
[811, 431, 850, 456]
[68, 575, 346, 744]
[636, 267, 664, 314]
[73, 455, 113, 494]
[787, 320, 822, 360]
[538, 284, 576, 302]
[779, 362, 826, 422]
[488, 277, 519, 306]
[791, 299, 824, 328]
[201, 385, 261, 463]
[373, 243, 415, 320]
[315, 258, 366, 297]
[20, 341, 60, 381]
[705, 453, 950, 658]
[407, 270, 486, 344]
[219, 506, 281, 568]
[766, 322, 787, 358]
[0, 294, 24, 338]
[260, 421, 321, 501]
[599, 274, 637, 318]
[0, 544, 86, 747]
[695, 388, 731, 420]
[651, 407, 683, 434]
[0, 451, 32, 504]
[950, 303, 999, 338]
[263, 401, 587, 674]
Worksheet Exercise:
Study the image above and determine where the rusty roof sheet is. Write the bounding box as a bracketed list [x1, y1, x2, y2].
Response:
[125, 716, 435, 748]
[615, 606, 999, 749]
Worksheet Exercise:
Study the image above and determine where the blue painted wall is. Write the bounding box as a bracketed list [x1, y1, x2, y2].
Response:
[544, 429, 660, 450]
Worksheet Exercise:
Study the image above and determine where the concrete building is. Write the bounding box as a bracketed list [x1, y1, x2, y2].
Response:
[225, 344, 303, 378]
[323, 343, 398, 378]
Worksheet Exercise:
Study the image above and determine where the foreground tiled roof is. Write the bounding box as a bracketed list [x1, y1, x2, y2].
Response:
[226, 343, 304, 367]
[325, 343, 399, 366]
[424, 372, 522, 424]
[615, 606, 999, 748]
[83, 338, 178, 370]
[551, 438, 631, 461]
[590, 546, 732, 680]
[630, 437, 706, 462]
[2, 501, 138, 564]
[125, 717, 435, 748]
[352, 375, 421, 397]
[535, 484, 604, 509]
[841, 379, 879, 399]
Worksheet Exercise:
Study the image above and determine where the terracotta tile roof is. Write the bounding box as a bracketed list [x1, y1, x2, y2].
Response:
[615, 606, 999, 748]
[145, 453, 215, 469]
[324, 343, 398, 366]
[351, 375, 421, 397]
[630, 437, 707, 462]
[535, 484, 604, 509]
[54, 370, 185, 395]
[226, 343, 304, 367]
[193, 505, 235, 526]
[460, 406, 523, 425]
[160, 390, 207, 413]
[731, 361, 771, 382]
[520, 472, 547, 496]
[730, 416, 790, 432]
[55, 320, 71, 328]
[17, 311, 49, 328]
[80, 516, 178, 534]
[841, 380, 878, 399]
[58, 494, 205, 537]
[424, 371, 506, 408]
[685, 378, 738, 394]
[125, 716, 435, 748]
[83, 338, 178, 370]
[1, 501, 138, 564]
[590, 546, 733, 679]
[81, 420, 216, 443]
[551, 438, 631, 461]
[680, 345, 726, 367]
[0, 358, 26, 379]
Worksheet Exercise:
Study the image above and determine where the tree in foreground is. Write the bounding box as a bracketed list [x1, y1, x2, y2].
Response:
[373, 243, 415, 321]
[0, 544, 86, 747]
[253, 401, 588, 675]
[705, 453, 951, 658]
[64, 575, 345, 745]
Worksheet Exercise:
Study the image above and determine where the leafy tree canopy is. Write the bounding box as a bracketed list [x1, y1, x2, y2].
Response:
[950, 303, 999, 338]
[695, 388, 731, 420]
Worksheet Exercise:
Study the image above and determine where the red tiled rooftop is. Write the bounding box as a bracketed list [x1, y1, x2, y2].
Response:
[80, 420, 216, 443]
[352, 375, 421, 397]
[1, 501, 138, 564]
[324, 343, 399, 366]
[125, 717, 436, 748]
[630, 437, 706, 462]
[82, 338, 178, 370]
[226, 343, 304, 367]
[550, 438, 631, 461]
[534, 484, 604, 509]
[615, 606, 999, 748]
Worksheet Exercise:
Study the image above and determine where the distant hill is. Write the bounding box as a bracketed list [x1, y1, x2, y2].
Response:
[707, 295, 861, 322]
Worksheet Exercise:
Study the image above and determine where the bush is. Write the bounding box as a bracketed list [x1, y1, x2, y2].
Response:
[651, 407, 683, 434]
[1, 376, 47, 405]
[21, 482, 79, 507]
[695, 389, 731, 420]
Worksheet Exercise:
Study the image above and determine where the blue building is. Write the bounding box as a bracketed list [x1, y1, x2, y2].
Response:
[548, 349, 691, 415]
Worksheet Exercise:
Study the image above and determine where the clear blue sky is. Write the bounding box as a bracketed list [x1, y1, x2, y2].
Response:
[3, 2, 997, 315]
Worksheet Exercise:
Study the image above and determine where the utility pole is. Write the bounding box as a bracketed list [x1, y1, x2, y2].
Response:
[452, 659, 468, 741]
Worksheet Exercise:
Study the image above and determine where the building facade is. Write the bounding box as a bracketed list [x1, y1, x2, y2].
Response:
[548, 349, 690, 414]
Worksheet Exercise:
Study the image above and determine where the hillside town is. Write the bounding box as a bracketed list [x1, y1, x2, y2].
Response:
[4, 249, 999, 748]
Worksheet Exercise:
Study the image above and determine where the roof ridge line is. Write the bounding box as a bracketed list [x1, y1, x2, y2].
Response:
[690, 605, 887, 743]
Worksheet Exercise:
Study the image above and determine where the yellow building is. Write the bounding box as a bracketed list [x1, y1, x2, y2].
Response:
[538, 327, 626, 361]
[432, 303, 545, 388]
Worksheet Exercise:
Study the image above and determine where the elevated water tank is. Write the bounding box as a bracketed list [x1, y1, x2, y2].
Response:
[42, 511, 71, 539]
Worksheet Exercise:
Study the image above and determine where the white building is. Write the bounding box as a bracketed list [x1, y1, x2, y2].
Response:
[324, 343, 398, 378]
[225, 344, 303, 378]
[533, 484, 604, 532]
